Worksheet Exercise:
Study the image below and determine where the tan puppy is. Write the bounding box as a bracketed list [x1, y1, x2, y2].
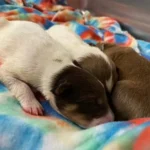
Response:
[97, 43, 150, 120]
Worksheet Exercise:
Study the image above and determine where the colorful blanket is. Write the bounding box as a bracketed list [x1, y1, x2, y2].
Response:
[0, 0, 150, 150]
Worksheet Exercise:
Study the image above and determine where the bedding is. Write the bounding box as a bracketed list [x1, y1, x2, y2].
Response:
[0, 0, 150, 150]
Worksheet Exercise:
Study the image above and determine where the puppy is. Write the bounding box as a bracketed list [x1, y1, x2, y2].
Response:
[97, 43, 150, 120]
[0, 18, 113, 128]
[47, 25, 118, 93]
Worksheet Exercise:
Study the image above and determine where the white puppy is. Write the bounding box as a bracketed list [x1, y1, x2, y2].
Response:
[0, 18, 114, 128]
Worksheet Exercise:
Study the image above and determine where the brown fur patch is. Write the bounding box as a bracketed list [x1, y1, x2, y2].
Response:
[51, 65, 111, 127]
[78, 54, 118, 92]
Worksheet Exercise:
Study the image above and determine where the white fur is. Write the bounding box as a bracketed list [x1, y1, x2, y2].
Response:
[47, 25, 109, 62]
[0, 18, 74, 115]
[46, 25, 113, 91]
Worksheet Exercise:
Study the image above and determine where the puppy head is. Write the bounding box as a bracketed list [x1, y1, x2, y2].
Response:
[51, 66, 114, 128]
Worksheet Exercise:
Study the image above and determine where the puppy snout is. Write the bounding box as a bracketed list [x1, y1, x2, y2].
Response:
[88, 111, 114, 127]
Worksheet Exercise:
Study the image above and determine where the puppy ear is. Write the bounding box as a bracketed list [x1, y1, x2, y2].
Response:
[103, 43, 116, 50]
[96, 42, 116, 51]
[96, 42, 105, 51]
[54, 82, 72, 96]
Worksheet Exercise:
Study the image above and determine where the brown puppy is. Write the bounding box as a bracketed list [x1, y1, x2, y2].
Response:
[97, 43, 150, 121]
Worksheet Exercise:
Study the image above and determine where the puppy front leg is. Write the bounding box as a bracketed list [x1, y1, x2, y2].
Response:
[0, 70, 43, 115]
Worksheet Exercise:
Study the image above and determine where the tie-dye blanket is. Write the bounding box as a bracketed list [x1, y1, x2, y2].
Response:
[0, 0, 150, 150]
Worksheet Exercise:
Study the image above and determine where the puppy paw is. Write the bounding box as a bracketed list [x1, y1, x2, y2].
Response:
[21, 100, 43, 116]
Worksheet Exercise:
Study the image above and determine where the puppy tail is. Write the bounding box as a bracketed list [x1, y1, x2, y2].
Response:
[0, 18, 9, 28]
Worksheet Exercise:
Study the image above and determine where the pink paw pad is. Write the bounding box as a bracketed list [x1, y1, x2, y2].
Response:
[21, 100, 44, 116]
